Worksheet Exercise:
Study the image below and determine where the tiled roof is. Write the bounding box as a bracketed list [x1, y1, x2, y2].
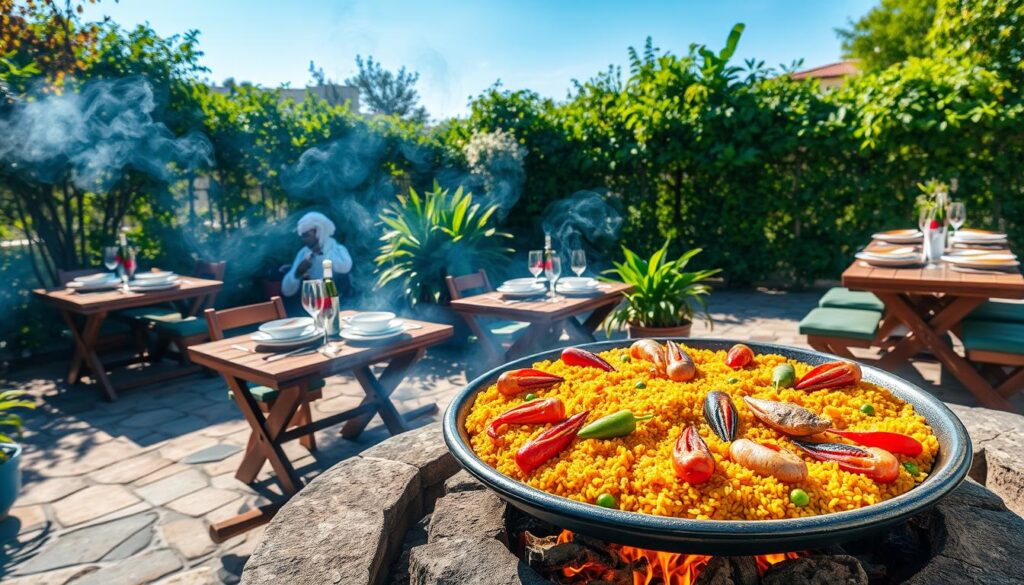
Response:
[791, 60, 860, 80]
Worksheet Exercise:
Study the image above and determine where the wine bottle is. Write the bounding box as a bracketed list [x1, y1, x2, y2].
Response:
[543, 234, 553, 271]
[322, 259, 339, 336]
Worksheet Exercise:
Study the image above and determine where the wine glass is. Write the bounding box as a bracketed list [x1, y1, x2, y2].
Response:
[302, 280, 335, 354]
[528, 250, 544, 282]
[948, 201, 966, 239]
[917, 206, 932, 264]
[570, 249, 586, 277]
[545, 252, 562, 301]
[119, 246, 137, 291]
[103, 246, 119, 278]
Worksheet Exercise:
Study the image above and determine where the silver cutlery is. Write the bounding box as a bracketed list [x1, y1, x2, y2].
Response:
[263, 344, 318, 362]
[230, 344, 255, 353]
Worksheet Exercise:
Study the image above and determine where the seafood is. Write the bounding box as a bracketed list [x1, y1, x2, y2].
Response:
[630, 339, 667, 375]
[561, 347, 615, 371]
[666, 340, 696, 381]
[496, 368, 564, 396]
[487, 398, 565, 439]
[703, 391, 739, 442]
[673, 425, 715, 485]
[515, 411, 590, 474]
[792, 440, 900, 483]
[742, 396, 833, 437]
[725, 344, 754, 369]
[796, 361, 862, 391]
[729, 439, 808, 483]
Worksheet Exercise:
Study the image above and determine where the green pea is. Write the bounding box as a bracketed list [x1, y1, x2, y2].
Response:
[860, 404, 876, 416]
[727, 377, 740, 384]
[596, 493, 617, 508]
[621, 355, 631, 363]
[635, 381, 646, 389]
[790, 488, 810, 507]
[524, 393, 538, 402]
[904, 462, 920, 476]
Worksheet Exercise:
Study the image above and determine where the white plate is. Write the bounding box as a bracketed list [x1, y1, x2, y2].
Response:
[872, 229, 923, 243]
[558, 277, 598, 288]
[134, 271, 177, 282]
[854, 252, 922, 267]
[340, 327, 407, 342]
[67, 278, 121, 291]
[954, 229, 1007, 240]
[344, 319, 405, 337]
[501, 278, 543, 290]
[251, 326, 322, 346]
[941, 253, 1020, 269]
[127, 280, 181, 292]
[73, 273, 117, 284]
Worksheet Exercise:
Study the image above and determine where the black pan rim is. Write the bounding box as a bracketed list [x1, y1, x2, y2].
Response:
[442, 338, 971, 552]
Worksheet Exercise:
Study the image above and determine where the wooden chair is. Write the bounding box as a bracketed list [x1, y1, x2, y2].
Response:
[148, 260, 227, 365]
[446, 270, 530, 364]
[204, 297, 322, 452]
[56, 268, 137, 355]
[799, 306, 887, 359]
[960, 320, 1024, 409]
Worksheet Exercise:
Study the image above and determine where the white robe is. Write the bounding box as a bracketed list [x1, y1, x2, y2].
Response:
[281, 239, 353, 297]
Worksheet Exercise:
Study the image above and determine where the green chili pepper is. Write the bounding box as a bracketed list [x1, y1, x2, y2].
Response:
[578, 410, 654, 439]
[860, 403, 876, 416]
[635, 381, 646, 389]
[596, 493, 617, 508]
[524, 393, 538, 402]
[903, 462, 920, 476]
[772, 364, 796, 390]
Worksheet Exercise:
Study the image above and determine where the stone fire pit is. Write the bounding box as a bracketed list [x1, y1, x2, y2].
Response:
[242, 405, 1024, 585]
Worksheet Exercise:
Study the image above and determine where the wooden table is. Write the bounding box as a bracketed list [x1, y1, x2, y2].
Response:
[842, 246, 1024, 411]
[34, 277, 223, 401]
[449, 282, 632, 363]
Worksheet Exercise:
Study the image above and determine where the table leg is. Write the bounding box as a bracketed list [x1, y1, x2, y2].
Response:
[227, 376, 303, 495]
[61, 310, 118, 401]
[341, 349, 427, 439]
[581, 302, 617, 335]
[457, 312, 503, 365]
[505, 321, 553, 361]
[876, 293, 1013, 411]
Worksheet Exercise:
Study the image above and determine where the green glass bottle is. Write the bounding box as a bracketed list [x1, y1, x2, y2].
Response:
[322, 259, 339, 336]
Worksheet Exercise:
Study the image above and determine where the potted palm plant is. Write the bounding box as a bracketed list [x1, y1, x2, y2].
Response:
[603, 242, 721, 338]
[375, 182, 513, 335]
[0, 390, 35, 517]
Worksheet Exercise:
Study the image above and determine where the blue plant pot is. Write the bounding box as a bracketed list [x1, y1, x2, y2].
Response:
[0, 443, 23, 518]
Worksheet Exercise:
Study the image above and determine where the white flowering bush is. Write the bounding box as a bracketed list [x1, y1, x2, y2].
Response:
[463, 128, 527, 213]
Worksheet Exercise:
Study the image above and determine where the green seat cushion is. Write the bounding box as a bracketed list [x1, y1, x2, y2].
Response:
[488, 320, 531, 337]
[962, 320, 1024, 355]
[969, 300, 1024, 324]
[818, 288, 885, 312]
[799, 307, 882, 341]
[153, 316, 208, 337]
[118, 306, 182, 321]
[228, 378, 326, 402]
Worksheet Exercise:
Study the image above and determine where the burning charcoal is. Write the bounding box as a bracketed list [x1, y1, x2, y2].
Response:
[761, 555, 868, 585]
[508, 507, 560, 540]
[522, 531, 612, 572]
[694, 556, 759, 585]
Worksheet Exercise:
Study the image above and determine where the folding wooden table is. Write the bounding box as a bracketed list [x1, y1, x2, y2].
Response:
[842, 250, 1024, 411]
[34, 277, 223, 401]
[449, 282, 632, 363]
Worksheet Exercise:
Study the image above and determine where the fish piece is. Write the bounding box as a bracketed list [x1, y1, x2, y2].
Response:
[666, 340, 696, 381]
[743, 396, 832, 437]
[729, 439, 808, 483]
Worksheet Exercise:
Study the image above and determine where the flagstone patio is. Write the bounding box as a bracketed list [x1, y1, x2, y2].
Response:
[1, 288, 1017, 584]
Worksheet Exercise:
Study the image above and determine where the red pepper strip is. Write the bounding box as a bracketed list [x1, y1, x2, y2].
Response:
[672, 425, 715, 485]
[827, 429, 923, 456]
[561, 347, 615, 371]
[487, 398, 566, 440]
[795, 361, 862, 391]
[515, 411, 590, 474]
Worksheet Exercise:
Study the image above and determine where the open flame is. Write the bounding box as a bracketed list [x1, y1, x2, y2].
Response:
[554, 530, 803, 585]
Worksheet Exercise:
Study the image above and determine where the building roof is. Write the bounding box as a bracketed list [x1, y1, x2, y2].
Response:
[791, 60, 860, 81]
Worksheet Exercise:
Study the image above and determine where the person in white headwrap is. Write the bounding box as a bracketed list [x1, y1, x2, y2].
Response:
[281, 211, 353, 297]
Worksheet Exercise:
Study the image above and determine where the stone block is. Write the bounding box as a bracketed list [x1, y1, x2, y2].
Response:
[14, 512, 156, 575]
[163, 516, 217, 559]
[135, 468, 207, 506]
[408, 537, 548, 585]
[17, 476, 87, 505]
[92, 453, 174, 484]
[166, 487, 240, 517]
[443, 469, 485, 494]
[360, 422, 458, 487]
[428, 490, 508, 545]
[73, 547, 182, 585]
[51, 484, 141, 527]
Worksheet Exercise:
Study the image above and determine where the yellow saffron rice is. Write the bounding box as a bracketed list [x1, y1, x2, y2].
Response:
[465, 346, 938, 520]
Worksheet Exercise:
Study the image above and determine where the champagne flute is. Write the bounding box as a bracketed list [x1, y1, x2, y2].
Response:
[301, 279, 325, 350]
[528, 250, 544, 282]
[948, 201, 966, 240]
[545, 252, 562, 302]
[570, 249, 586, 277]
[103, 246, 119, 278]
[917, 206, 932, 264]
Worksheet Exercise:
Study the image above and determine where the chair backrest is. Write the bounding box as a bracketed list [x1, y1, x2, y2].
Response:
[204, 296, 287, 341]
[57, 268, 104, 287]
[445, 270, 492, 301]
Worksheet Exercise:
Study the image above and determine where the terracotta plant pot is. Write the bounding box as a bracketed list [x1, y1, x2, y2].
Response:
[627, 321, 692, 339]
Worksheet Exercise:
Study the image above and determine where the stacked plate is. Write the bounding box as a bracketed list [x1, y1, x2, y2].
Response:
[128, 271, 181, 292]
[951, 228, 1008, 247]
[855, 245, 922, 267]
[872, 229, 923, 244]
[556, 276, 601, 295]
[941, 249, 1019, 272]
[496, 278, 546, 299]
[341, 311, 408, 341]
[67, 273, 121, 292]
[251, 316, 322, 348]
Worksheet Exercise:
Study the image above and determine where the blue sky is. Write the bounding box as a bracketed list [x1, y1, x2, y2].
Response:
[83, 0, 876, 120]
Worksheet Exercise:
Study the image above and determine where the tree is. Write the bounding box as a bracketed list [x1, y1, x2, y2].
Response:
[345, 55, 428, 123]
[836, 0, 938, 71]
[930, 0, 1024, 83]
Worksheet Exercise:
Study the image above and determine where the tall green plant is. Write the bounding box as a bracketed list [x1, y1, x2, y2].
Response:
[376, 183, 513, 306]
[602, 242, 721, 331]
